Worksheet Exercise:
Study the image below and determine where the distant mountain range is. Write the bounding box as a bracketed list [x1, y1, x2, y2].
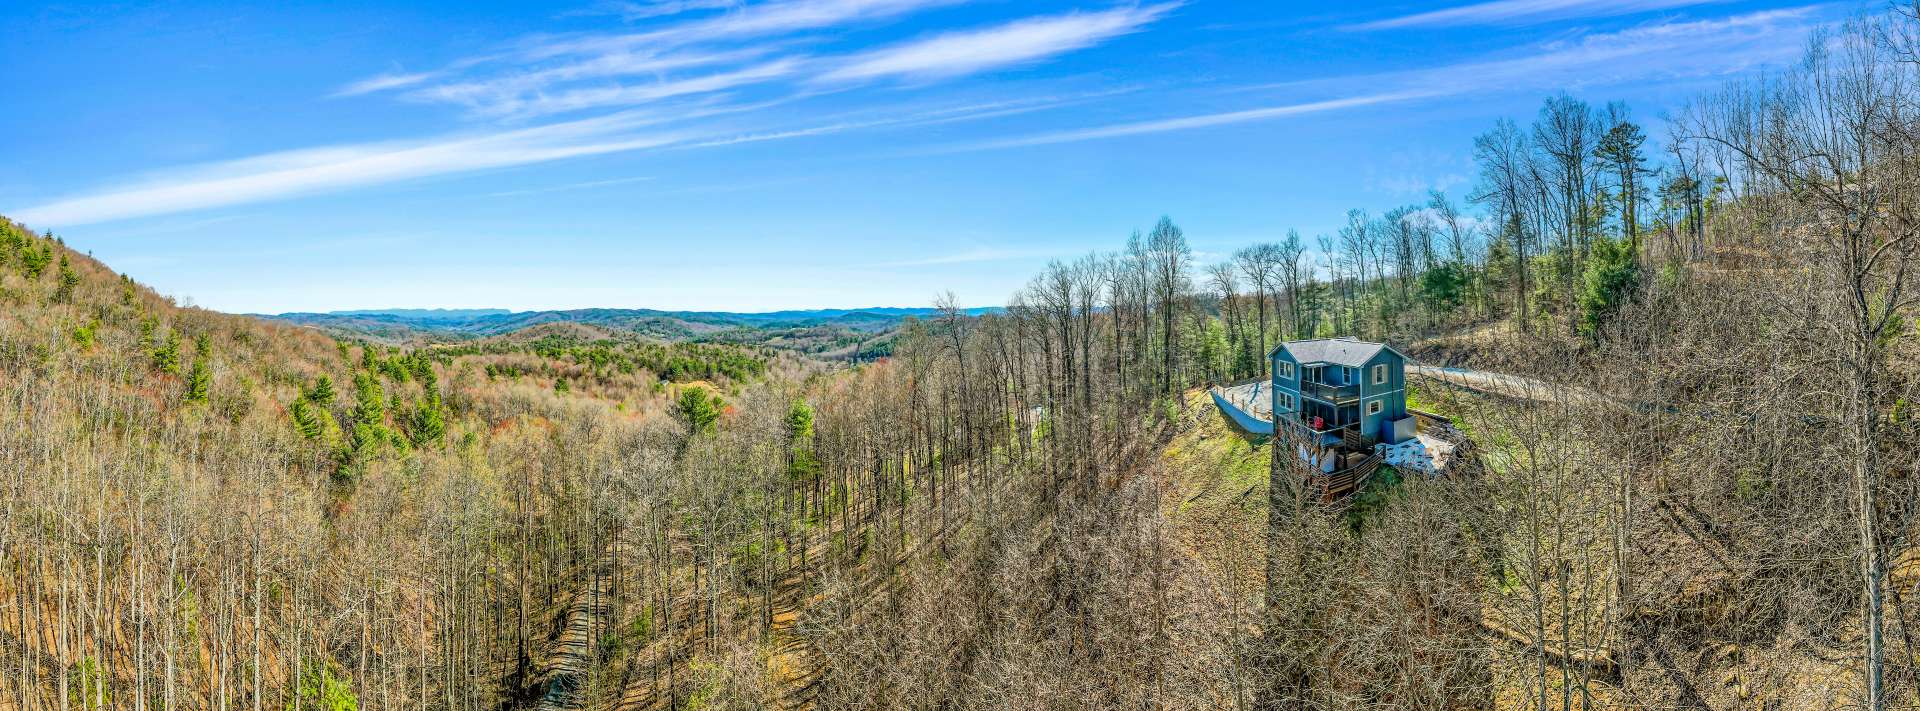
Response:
[254, 306, 1002, 350]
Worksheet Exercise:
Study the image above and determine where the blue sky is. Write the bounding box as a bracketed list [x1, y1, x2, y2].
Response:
[1, 0, 1839, 313]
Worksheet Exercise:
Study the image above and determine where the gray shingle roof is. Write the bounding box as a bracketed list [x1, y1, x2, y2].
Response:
[1274, 337, 1385, 367]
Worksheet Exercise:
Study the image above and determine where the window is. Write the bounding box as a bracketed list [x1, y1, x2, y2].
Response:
[1366, 399, 1383, 416]
[1277, 362, 1294, 379]
[1277, 393, 1295, 412]
[1371, 364, 1388, 385]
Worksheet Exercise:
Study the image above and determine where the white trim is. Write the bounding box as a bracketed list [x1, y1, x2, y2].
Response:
[1371, 363, 1388, 385]
[1365, 399, 1384, 416]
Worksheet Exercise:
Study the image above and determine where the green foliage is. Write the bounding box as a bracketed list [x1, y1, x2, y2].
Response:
[305, 375, 336, 405]
[20, 241, 52, 279]
[785, 399, 815, 440]
[288, 660, 359, 711]
[351, 371, 385, 424]
[0, 224, 21, 267]
[676, 386, 724, 435]
[525, 334, 769, 382]
[1579, 234, 1641, 336]
[53, 254, 79, 303]
[184, 358, 211, 404]
[152, 330, 182, 375]
[554, 377, 570, 394]
[1419, 260, 1469, 314]
[1195, 317, 1230, 382]
[65, 657, 110, 709]
[291, 398, 326, 441]
[70, 319, 99, 350]
[408, 400, 446, 446]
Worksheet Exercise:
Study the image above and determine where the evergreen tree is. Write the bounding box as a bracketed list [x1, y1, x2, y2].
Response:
[409, 400, 446, 446]
[352, 371, 385, 428]
[305, 375, 336, 405]
[152, 330, 181, 374]
[70, 319, 99, 350]
[53, 254, 79, 303]
[290, 398, 325, 440]
[21, 242, 52, 279]
[1579, 235, 1640, 336]
[184, 359, 211, 403]
[1595, 118, 1649, 251]
[676, 386, 723, 435]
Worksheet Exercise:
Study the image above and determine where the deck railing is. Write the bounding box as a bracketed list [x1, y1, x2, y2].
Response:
[1301, 380, 1361, 402]
[1308, 454, 1382, 501]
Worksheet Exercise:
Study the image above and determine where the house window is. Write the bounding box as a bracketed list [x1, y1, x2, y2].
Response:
[1277, 362, 1294, 379]
[1371, 364, 1388, 385]
[1278, 393, 1295, 412]
[1366, 399, 1383, 416]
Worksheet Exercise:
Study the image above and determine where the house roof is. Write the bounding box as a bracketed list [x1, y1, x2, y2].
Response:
[1272, 337, 1390, 367]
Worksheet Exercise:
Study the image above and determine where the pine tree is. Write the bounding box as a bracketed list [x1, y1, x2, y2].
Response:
[184, 359, 211, 403]
[21, 242, 52, 279]
[183, 334, 213, 402]
[353, 371, 384, 416]
[53, 254, 79, 303]
[290, 398, 325, 440]
[1579, 235, 1640, 336]
[676, 386, 722, 435]
[409, 401, 446, 446]
[152, 330, 181, 374]
[305, 375, 336, 405]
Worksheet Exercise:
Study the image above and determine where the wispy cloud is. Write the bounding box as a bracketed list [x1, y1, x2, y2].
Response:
[946, 90, 1441, 152]
[522, 0, 970, 59]
[410, 46, 779, 116]
[485, 175, 656, 197]
[947, 7, 1820, 152]
[680, 91, 1122, 148]
[13, 112, 694, 226]
[12, 89, 1079, 226]
[461, 57, 802, 118]
[564, 0, 741, 22]
[333, 70, 441, 97]
[341, 0, 977, 117]
[1344, 0, 1726, 31]
[819, 3, 1177, 83]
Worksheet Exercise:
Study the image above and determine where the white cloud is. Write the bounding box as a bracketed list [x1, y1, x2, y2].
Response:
[411, 46, 778, 115]
[443, 57, 802, 118]
[485, 175, 656, 197]
[12, 112, 695, 226]
[819, 3, 1177, 83]
[521, 0, 970, 59]
[1344, 0, 1726, 31]
[332, 70, 441, 97]
[566, 0, 741, 22]
[949, 7, 1820, 151]
[948, 90, 1442, 151]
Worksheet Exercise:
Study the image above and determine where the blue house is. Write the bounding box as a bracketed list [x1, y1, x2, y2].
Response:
[1270, 337, 1413, 447]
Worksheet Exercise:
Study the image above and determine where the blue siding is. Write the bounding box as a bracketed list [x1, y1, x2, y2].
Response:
[1358, 349, 1408, 442]
[1270, 349, 1300, 418]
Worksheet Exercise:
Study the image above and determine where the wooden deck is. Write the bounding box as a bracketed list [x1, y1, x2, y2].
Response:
[1288, 453, 1382, 502]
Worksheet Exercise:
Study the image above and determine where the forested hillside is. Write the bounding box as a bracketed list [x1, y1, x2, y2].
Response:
[3, 6, 1920, 711]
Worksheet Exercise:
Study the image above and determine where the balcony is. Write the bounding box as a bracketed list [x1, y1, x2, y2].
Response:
[1300, 380, 1361, 403]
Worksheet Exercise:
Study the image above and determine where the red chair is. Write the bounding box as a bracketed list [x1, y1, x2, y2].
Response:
[1311, 416, 1325, 430]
